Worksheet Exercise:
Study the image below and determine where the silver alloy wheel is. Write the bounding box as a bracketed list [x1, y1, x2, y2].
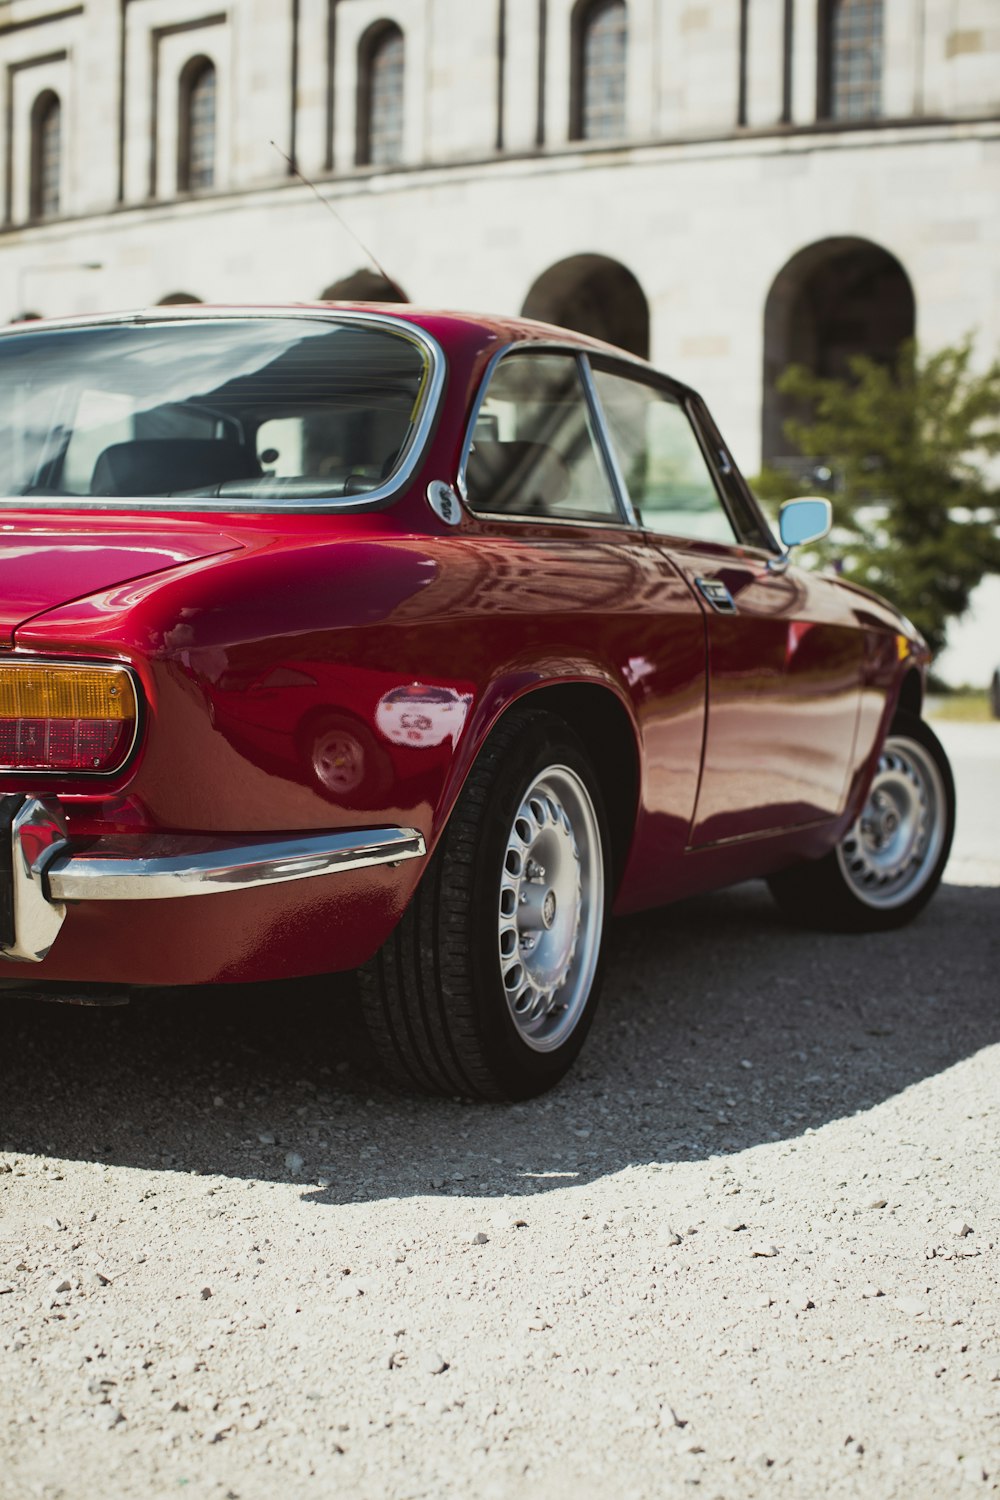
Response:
[497, 764, 604, 1053]
[836, 734, 947, 909]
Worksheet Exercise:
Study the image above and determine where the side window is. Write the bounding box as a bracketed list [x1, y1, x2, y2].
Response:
[592, 368, 737, 545]
[464, 353, 621, 523]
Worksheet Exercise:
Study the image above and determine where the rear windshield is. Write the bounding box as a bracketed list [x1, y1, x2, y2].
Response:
[0, 316, 433, 505]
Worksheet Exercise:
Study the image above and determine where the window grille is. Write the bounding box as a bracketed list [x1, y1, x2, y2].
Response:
[180, 59, 217, 191]
[827, 0, 883, 120]
[31, 93, 62, 220]
[578, 0, 627, 141]
[362, 27, 405, 167]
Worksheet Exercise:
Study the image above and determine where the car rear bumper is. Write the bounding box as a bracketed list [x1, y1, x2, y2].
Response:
[1, 795, 425, 966]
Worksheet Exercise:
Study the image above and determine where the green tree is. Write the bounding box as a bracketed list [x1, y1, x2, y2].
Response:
[754, 339, 1000, 654]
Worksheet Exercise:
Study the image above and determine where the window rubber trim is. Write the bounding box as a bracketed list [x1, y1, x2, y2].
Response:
[0, 309, 446, 517]
[585, 351, 779, 553]
[456, 340, 637, 529]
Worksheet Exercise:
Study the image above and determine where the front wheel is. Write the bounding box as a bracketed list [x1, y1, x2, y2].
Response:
[359, 708, 610, 1099]
[768, 711, 955, 932]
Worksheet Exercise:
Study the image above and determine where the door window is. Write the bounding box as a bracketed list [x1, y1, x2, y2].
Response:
[464, 353, 621, 523]
[592, 368, 736, 544]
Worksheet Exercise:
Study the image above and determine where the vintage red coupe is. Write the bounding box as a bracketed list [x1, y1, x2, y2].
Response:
[0, 305, 954, 1097]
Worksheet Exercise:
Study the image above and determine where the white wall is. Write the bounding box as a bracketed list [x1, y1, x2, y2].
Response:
[1, 0, 998, 680]
[4, 121, 998, 478]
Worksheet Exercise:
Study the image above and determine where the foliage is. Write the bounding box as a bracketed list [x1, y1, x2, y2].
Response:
[753, 339, 1000, 654]
[927, 689, 993, 723]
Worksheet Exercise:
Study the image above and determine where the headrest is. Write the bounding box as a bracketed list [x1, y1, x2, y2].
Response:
[90, 439, 260, 496]
[465, 440, 571, 514]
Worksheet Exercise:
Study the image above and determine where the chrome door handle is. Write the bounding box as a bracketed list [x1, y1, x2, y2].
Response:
[695, 576, 737, 614]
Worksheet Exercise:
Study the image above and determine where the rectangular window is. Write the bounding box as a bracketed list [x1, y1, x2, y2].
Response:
[592, 368, 736, 545]
[464, 353, 622, 524]
[826, 0, 883, 120]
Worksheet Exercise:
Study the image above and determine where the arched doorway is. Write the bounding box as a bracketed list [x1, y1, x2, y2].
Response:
[762, 237, 915, 462]
[522, 254, 649, 358]
[320, 269, 407, 302]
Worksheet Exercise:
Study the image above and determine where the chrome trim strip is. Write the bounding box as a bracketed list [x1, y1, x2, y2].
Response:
[467, 510, 638, 533]
[0, 311, 446, 517]
[456, 340, 514, 504]
[578, 355, 639, 528]
[46, 826, 426, 902]
[457, 338, 591, 504]
[456, 339, 639, 529]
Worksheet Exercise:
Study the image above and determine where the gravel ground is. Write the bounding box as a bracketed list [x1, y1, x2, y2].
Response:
[2, 720, 998, 1500]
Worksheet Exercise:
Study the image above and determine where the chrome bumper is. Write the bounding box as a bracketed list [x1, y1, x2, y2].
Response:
[0, 796, 425, 965]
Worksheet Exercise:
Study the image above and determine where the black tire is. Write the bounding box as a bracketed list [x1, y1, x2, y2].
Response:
[359, 708, 611, 1100]
[768, 710, 955, 933]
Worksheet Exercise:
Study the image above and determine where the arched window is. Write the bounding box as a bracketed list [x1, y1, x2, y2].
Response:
[178, 57, 217, 192]
[30, 91, 62, 220]
[357, 23, 405, 167]
[761, 237, 914, 462]
[820, 0, 883, 120]
[522, 253, 649, 359]
[320, 269, 408, 302]
[571, 0, 627, 142]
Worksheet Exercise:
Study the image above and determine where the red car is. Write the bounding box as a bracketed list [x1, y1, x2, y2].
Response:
[0, 305, 954, 1098]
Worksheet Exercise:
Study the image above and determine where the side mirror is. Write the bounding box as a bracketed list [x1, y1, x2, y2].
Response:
[778, 496, 832, 550]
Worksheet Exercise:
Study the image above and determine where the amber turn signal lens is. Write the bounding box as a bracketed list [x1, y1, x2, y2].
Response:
[0, 663, 137, 773]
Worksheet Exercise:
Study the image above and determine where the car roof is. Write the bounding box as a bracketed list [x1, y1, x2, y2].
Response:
[2, 300, 656, 370]
[310, 302, 644, 357]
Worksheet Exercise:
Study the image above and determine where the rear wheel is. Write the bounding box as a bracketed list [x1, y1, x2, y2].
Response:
[359, 708, 610, 1099]
[768, 711, 955, 932]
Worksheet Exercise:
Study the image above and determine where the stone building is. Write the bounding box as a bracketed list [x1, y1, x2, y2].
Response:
[1, 0, 998, 484]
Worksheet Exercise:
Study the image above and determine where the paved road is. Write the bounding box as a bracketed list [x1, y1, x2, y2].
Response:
[0, 718, 996, 1499]
[931, 719, 1000, 885]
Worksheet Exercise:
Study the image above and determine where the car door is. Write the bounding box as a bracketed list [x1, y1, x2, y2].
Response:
[459, 347, 709, 883]
[589, 362, 865, 846]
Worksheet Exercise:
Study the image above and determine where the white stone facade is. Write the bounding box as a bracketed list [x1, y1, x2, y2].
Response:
[0, 0, 998, 482]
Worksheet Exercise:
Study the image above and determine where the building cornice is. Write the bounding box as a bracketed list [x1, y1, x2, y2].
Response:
[2, 110, 998, 243]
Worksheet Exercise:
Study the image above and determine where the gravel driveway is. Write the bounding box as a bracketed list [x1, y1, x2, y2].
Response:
[2, 721, 998, 1500]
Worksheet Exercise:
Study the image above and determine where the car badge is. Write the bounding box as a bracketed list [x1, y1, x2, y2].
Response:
[426, 481, 462, 527]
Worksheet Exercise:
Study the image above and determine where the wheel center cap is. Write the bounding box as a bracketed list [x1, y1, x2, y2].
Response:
[542, 889, 557, 929]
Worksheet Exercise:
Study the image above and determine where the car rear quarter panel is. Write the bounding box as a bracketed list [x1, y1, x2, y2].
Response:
[7, 516, 701, 983]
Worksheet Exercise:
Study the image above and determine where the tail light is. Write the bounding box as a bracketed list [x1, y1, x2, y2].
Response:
[0, 661, 139, 774]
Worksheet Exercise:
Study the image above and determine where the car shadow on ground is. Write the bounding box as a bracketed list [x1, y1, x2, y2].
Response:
[1, 879, 997, 1204]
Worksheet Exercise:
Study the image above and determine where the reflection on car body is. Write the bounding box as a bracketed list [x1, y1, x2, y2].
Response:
[376, 685, 472, 748]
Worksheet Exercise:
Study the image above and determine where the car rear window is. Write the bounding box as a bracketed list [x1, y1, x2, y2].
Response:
[0, 316, 433, 505]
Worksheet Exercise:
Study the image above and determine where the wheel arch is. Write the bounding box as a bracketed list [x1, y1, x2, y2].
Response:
[486, 681, 640, 888]
[896, 667, 923, 720]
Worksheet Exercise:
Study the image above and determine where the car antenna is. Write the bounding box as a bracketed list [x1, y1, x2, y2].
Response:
[269, 141, 408, 302]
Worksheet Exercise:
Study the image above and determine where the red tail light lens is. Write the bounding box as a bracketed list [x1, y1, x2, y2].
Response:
[0, 662, 138, 773]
